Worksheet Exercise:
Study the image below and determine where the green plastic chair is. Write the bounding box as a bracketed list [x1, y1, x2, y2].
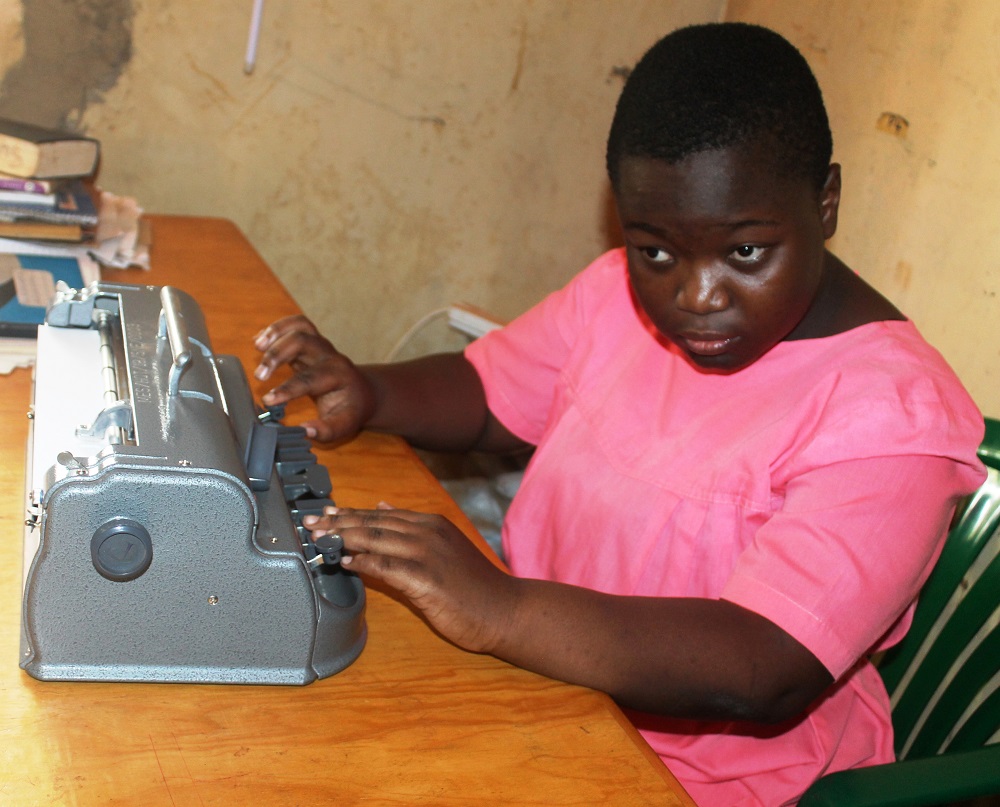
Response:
[799, 417, 1000, 807]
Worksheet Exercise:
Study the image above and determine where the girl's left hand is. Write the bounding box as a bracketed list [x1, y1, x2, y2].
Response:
[303, 504, 516, 653]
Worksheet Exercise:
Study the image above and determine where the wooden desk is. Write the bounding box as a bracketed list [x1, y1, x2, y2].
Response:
[0, 215, 695, 805]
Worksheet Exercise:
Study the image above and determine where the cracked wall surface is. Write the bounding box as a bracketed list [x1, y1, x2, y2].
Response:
[0, 0, 996, 417]
[0, 0, 132, 128]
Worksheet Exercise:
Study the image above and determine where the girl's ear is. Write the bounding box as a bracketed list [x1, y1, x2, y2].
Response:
[819, 164, 841, 239]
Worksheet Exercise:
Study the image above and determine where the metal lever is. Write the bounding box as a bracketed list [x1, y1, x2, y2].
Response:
[158, 286, 226, 408]
[159, 286, 193, 398]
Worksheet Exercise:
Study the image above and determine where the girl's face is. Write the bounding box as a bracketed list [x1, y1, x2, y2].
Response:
[614, 146, 840, 372]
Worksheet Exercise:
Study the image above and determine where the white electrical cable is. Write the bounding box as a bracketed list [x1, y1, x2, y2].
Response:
[384, 307, 452, 361]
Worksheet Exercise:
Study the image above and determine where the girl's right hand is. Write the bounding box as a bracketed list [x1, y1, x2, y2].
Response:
[253, 315, 375, 442]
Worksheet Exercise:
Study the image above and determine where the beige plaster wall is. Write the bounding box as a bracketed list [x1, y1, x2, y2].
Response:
[0, 3, 23, 76]
[1, 1, 997, 418]
[74, 0, 720, 360]
[727, 0, 1000, 417]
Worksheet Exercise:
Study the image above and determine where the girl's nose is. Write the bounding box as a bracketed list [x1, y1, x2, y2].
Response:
[676, 264, 728, 314]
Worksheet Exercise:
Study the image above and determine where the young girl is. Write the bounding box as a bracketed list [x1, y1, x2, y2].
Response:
[253, 23, 986, 806]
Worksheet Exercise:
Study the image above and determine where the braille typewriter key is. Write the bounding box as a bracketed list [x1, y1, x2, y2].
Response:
[302, 464, 333, 498]
[245, 421, 280, 491]
[258, 402, 287, 423]
[290, 498, 337, 523]
[291, 498, 337, 547]
[280, 463, 333, 501]
[305, 533, 344, 568]
[276, 425, 311, 450]
[275, 448, 318, 477]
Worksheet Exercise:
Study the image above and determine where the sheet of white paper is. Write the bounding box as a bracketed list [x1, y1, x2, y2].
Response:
[31, 324, 108, 493]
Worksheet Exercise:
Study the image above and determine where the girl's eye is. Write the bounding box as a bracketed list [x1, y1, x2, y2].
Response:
[640, 246, 672, 263]
[731, 244, 766, 264]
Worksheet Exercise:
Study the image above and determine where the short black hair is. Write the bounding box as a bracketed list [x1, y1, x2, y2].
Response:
[606, 23, 832, 191]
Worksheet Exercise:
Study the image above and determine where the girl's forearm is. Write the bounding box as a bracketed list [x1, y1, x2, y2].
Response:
[491, 578, 832, 724]
[360, 353, 524, 453]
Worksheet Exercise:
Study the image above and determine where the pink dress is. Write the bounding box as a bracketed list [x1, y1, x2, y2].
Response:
[464, 249, 986, 806]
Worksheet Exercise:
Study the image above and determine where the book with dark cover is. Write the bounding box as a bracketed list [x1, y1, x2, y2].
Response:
[0, 118, 100, 179]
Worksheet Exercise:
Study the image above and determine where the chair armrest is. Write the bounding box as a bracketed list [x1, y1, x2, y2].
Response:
[797, 745, 1000, 807]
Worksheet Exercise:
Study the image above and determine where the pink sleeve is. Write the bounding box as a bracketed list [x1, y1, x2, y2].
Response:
[722, 453, 970, 679]
[465, 250, 625, 444]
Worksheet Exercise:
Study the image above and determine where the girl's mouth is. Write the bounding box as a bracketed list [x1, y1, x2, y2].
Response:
[677, 334, 737, 356]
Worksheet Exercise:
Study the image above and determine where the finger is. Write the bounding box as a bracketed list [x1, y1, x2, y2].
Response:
[330, 519, 444, 585]
[296, 413, 358, 442]
[323, 513, 428, 558]
[254, 315, 318, 351]
[301, 508, 338, 531]
[336, 528, 419, 574]
[296, 418, 324, 441]
[307, 506, 433, 534]
[260, 363, 346, 406]
[255, 329, 332, 382]
[326, 506, 435, 530]
[339, 548, 418, 581]
[301, 510, 399, 558]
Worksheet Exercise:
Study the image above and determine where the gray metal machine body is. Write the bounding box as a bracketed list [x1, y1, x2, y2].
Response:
[21, 281, 366, 684]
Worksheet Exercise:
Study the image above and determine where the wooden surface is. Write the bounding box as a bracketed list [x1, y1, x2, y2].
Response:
[0, 215, 695, 806]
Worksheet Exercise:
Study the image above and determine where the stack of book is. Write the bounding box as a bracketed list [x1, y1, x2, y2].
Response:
[0, 117, 101, 243]
[0, 118, 102, 354]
